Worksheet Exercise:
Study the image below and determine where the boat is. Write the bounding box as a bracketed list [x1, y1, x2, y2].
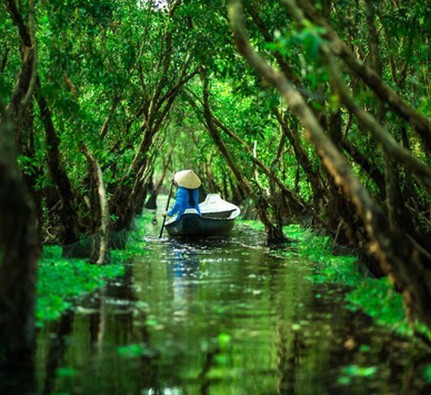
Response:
[165, 194, 241, 238]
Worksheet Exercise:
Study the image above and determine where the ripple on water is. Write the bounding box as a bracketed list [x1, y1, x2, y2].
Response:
[33, 220, 431, 395]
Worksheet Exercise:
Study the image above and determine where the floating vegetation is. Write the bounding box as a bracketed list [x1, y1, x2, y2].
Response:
[338, 365, 378, 385]
[36, 246, 125, 327]
[276, 224, 431, 341]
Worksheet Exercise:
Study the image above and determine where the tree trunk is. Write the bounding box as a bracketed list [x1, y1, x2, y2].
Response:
[201, 71, 288, 244]
[145, 153, 172, 210]
[0, 108, 39, 385]
[228, 0, 431, 329]
[35, 79, 82, 244]
[110, 32, 199, 231]
[0, 1, 39, 385]
[294, 0, 431, 152]
[82, 146, 110, 265]
[274, 109, 326, 212]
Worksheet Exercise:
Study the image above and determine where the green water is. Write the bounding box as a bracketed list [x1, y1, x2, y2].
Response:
[35, 222, 431, 394]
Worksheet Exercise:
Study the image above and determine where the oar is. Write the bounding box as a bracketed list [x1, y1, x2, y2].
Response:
[159, 178, 175, 238]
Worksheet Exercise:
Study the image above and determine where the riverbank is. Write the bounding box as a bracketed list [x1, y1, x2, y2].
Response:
[34, 214, 431, 392]
[37, 246, 125, 328]
[37, 216, 431, 341]
[280, 223, 431, 343]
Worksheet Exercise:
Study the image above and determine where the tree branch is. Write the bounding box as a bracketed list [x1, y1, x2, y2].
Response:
[283, 0, 431, 152]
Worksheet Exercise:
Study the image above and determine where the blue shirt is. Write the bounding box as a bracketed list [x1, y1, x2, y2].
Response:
[168, 187, 201, 219]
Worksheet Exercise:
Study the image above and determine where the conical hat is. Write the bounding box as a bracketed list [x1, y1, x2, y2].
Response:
[174, 169, 201, 189]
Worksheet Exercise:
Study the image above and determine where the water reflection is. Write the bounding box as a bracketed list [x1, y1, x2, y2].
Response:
[33, 222, 431, 394]
[42, 314, 73, 394]
[169, 246, 201, 327]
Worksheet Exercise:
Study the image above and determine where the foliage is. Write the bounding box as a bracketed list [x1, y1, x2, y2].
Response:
[338, 365, 378, 385]
[282, 223, 431, 341]
[346, 278, 408, 335]
[36, 245, 124, 327]
[36, 208, 154, 328]
[425, 364, 431, 384]
[2, 0, 431, 351]
[117, 343, 153, 358]
[55, 367, 76, 379]
[284, 224, 360, 285]
[239, 219, 265, 231]
[122, 212, 153, 252]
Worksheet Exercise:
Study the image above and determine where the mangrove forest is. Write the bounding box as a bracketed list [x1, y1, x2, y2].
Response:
[1, 0, 431, 393]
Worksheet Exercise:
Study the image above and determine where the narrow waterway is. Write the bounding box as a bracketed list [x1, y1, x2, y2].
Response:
[35, 218, 431, 394]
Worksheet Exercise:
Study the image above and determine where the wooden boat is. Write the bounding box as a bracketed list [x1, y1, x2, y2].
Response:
[165, 194, 241, 238]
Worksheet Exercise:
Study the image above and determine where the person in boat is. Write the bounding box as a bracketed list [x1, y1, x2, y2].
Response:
[163, 169, 202, 220]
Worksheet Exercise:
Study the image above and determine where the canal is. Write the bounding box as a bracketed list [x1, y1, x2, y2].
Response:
[35, 218, 431, 394]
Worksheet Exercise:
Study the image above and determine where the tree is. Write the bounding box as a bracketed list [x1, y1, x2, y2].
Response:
[0, 0, 39, 385]
[228, 0, 431, 330]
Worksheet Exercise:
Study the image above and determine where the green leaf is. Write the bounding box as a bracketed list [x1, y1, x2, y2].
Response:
[117, 343, 151, 358]
[424, 364, 431, 383]
[218, 333, 231, 351]
[341, 365, 378, 377]
[56, 367, 76, 378]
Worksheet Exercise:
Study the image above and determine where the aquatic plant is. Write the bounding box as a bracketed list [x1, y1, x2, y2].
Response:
[238, 220, 265, 231]
[117, 343, 153, 358]
[280, 223, 431, 341]
[338, 365, 378, 385]
[36, 246, 125, 327]
[424, 364, 431, 384]
[35, 213, 154, 327]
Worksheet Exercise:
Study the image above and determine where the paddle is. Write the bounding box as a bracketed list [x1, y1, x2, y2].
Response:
[159, 178, 175, 238]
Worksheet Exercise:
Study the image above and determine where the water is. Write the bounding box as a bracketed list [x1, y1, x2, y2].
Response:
[35, 221, 431, 394]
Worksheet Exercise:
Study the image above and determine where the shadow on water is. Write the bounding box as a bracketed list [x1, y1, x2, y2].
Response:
[32, 218, 431, 394]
